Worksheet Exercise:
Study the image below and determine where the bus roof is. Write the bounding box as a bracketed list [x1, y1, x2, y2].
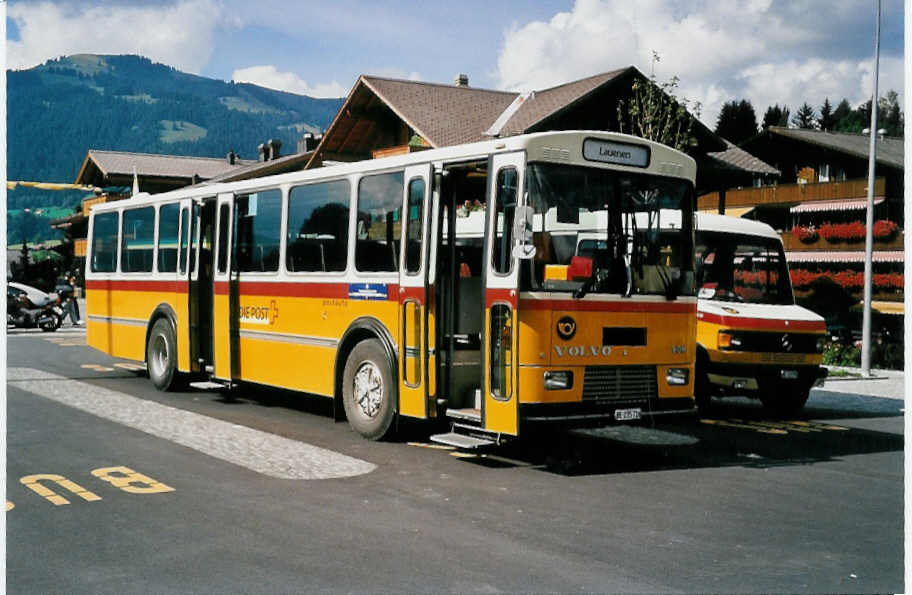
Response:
[89, 130, 697, 213]
[696, 212, 780, 240]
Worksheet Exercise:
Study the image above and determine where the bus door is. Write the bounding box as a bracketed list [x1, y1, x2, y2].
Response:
[398, 164, 433, 418]
[212, 193, 237, 381]
[189, 197, 216, 371]
[482, 151, 525, 435]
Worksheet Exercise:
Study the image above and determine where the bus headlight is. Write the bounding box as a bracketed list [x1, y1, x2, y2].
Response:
[544, 370, 573, 390]
[666, 368, 689, 386]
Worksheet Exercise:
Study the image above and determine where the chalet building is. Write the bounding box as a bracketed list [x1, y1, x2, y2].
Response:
[304, 68, 778, 193]
[700, 127, 905, 320]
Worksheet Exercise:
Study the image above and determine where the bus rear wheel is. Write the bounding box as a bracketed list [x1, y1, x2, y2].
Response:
[147, 318, 178, 391]
[342, 339, 395, 440]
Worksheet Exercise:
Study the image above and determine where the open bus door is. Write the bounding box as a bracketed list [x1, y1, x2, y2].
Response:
[482, 151, 526, 436]
[212, 193, 237, 382]
[398, 164, 433, 418]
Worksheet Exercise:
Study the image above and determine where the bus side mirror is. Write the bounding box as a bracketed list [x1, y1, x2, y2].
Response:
[512, 205, 536, 259]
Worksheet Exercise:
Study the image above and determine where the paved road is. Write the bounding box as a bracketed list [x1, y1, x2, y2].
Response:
[6, 326, 904, 593]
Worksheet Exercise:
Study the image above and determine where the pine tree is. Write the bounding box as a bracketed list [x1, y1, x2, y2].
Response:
[715, 99, 758, 145]
[791, 103, 816, 129]
[762, 104, 790, 130]
[818, 98, 835, 131]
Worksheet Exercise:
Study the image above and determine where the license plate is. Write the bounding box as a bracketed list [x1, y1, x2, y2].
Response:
[614, 408, 641, 421]
[780, 369, 799, 380]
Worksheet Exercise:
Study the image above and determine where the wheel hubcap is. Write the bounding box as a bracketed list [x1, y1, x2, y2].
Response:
[353, 361, 383, 418]
[150, 334, 168, 378]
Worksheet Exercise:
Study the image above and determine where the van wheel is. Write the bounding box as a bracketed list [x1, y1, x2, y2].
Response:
[147, 318, 178, 391]
[342, 339, 395, 440]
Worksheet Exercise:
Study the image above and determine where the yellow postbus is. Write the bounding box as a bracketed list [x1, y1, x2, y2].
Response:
[694, 213, 827, 414]
[86, 131, 698, 446]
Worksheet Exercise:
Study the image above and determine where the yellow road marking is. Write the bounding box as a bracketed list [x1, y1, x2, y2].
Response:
[20, 474, 102, 506]
[81, 364, 115, 372]
[6, 501, 13, 511]
[91, 466, 174, 494]
[407, 442, 455, 451]
[114, 362, 146, 371]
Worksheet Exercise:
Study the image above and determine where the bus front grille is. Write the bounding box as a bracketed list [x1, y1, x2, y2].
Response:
[582, 365, 656, 402]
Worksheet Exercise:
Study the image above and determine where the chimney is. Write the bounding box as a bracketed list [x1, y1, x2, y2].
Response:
[268, 138, 282, 160]
[453, 74, 469, 87]
[226, 150, 236, 165]
[258, 143, 267, 162]
[296, 133, 323, 153]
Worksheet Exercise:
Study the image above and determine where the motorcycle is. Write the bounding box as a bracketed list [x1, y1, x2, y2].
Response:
[7, 283, 66, 332]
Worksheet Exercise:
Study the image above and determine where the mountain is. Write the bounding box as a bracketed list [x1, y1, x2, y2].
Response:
[6, 54, 344, 242]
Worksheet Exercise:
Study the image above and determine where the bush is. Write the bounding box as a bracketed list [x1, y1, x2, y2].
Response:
[873, 219, 899, 240]
[823, 341, 861, 367]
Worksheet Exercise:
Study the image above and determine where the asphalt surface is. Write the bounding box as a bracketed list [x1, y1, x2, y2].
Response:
[6, 324, 904, 594]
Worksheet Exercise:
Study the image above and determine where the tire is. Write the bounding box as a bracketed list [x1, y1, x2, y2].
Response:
[40, 315, 61, 332]
[759, 382, 811, 417]
[342, 339, 396, 440]
[147, 318, 178, 391]
[693, 351, 712, 413]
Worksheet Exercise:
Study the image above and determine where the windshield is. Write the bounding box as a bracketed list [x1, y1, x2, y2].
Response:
[696, 231, 793, 305]
[523, 162, 694, 297]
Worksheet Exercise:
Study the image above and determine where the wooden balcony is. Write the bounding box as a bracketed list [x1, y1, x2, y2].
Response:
[782, 230, 904, 252]
[699, 177, 886, 211]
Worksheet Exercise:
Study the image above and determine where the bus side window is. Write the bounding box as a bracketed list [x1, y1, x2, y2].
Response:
[287, 180, 351, 273]
[235, 189, 282, 273]
[217, 204, 230, 274]
[91, 212, 120, 273]
[158, 203, 181, 273]
[356, 171, 404, 273]
[122, 207, 155, 273]
[492, 167, 517, 275]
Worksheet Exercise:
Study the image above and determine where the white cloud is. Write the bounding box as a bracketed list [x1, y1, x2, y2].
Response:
[7, 1, 226, 74]
[495, 0, 903, 128]
[231, 65, 348, 98]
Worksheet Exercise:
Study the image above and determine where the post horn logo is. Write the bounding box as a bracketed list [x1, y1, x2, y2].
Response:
[556, 316, 577, 341]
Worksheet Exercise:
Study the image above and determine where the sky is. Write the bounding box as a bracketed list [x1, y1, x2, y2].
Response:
[5, 0, 905, 129]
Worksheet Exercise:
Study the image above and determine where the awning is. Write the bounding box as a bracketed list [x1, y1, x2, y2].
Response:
[790, 197, 884, 213]
[698, 206, 756, 218]
[872, 301, 904, 315]
[786, 250, 904, 263]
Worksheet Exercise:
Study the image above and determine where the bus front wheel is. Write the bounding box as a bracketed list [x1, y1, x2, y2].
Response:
[342, 339, 395, 440]
[147, 318, 178, 391]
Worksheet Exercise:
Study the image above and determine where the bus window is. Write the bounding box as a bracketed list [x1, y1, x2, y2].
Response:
[157, 203, 181, 273]
[235, 189, 281, 272]
[356, 172, 404, 272]
[91, 211, 119, 273]
[492, 167, 517, 275]
[179, 207, 189, 274]
[287, 180, 350, 272]
[217, 203, 230, 274]
[405, 177, 425, 275]
[121, 207, 155, 273]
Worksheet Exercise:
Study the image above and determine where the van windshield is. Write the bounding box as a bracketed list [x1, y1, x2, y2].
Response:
[523, 162, 695, 297]
[696, 231, 794, 305]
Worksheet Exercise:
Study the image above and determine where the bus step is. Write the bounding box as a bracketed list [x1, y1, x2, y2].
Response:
[446, 408, 481, 422]
[189, 381, 227, 391]
[429, 432, 495, 450]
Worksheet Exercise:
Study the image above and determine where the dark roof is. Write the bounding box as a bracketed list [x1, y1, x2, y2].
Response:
[768, 127, 903, 169]
[708, 140, 781, 175]
[200, 151, 313, 185]
[360, 76, 518, 146]
[75, 150, 255, 186]
[498, 69, 629, 136]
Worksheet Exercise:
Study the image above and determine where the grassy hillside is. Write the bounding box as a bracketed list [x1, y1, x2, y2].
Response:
[7, 54, 344, 243]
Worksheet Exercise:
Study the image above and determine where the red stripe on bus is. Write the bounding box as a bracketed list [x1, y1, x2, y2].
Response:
[521, 298, 696, 314]
[697, 311, 826, 332]
[399, 286, 425, 303]
[486, 288, 518, 308]
[85, 279, 187, 293]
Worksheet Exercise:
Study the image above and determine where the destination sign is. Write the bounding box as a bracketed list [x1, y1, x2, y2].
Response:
[582, 139, 650, 168]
